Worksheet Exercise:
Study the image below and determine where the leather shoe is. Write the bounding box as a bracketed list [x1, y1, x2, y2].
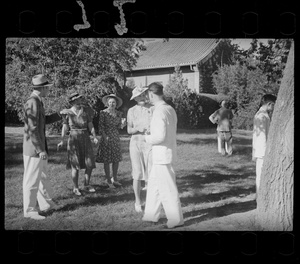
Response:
[25, 212, 46, 220]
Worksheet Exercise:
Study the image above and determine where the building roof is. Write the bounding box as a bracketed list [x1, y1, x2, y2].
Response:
[133, 38, 220, 71]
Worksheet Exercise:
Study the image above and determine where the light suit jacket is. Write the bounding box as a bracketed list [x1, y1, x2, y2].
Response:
[145, 100, 177, 164]
[252, 107, 271, 159]
[23, 93, 61, 157]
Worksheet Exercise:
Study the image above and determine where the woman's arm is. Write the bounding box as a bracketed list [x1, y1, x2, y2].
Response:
[127, 109, 139, 134]
[88, 121, 99, 144]
[57, 123, 69, 150]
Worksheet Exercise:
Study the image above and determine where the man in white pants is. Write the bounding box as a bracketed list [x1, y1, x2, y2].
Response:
[142, 82, 184, 229]
[23, 74, 62, 220]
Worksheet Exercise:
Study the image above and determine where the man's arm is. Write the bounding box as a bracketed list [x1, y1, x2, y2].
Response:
[209, 111, 218, 124]
[145, 110, 166, 145]
[45, 112, 62, 124]
[25, 98, 44, 154]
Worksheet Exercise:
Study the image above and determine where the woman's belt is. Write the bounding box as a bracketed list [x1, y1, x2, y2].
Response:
[70, 128, 88, 131]
[132, 131, 146, 135]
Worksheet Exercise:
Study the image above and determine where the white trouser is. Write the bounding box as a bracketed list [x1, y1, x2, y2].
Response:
[142, 163, 184, 228]
[217, 134, 229, 153]
[256, 157, 264, 192]
[23, 155, 53, 216]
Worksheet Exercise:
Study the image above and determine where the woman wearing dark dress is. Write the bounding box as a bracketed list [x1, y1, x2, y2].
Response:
[58, 93, 98, 196]
[96, 94, 126, 188]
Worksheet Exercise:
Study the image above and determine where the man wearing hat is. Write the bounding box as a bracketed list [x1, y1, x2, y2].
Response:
[127, 86, 153, 213]
[23, 74, 62, 220]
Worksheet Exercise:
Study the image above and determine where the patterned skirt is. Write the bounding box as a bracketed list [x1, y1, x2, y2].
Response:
[96, 134, 122, 163]
[66, 130, 96, 170]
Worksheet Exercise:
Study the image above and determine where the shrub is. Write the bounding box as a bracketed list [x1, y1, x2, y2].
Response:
[212, 61, 272, 130]
[164, 66, 220, 129]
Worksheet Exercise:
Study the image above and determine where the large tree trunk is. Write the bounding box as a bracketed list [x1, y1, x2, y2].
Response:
[256, 41, 294, 231]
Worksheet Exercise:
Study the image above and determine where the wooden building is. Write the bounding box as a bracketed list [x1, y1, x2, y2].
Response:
[125, 38, 221, 93]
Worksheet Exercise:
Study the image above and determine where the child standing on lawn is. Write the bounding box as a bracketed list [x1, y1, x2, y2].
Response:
[252, 94, 276, 198]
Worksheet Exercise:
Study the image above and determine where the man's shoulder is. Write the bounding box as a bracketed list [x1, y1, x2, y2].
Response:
[255, 110, 269, 119]
[25, 95, 39, 105]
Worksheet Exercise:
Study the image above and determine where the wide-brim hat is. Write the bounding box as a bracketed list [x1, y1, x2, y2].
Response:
[68, 92, 83, 103]
[31, 74, 53, 88]
[102, 94, 123, 108]
[130, 86, 149, 100]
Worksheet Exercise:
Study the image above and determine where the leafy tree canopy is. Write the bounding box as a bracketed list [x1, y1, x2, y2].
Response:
[5, 38, 146, 124]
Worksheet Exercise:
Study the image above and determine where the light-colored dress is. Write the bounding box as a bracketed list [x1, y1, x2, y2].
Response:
[96, 109, 123, 163]
[127, 103, 153, 180]
[62, 107, 96, 170]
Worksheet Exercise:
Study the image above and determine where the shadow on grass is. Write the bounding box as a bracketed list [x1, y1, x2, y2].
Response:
[177, 163, 254, 187]
[176, 161, 256, 219]
[183, 200, 256, 227]
[54, 190, 136, 213]
[180, 186, 255, 205]
[5, 155, 23, 167]
[177, 128, 216, 135]
[177, 134, 252, 155]
[177, 138, 217, 146]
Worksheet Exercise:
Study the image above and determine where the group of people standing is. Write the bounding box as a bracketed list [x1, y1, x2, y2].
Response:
[22, 74, 184, 229]
[21, 73, 275, 228]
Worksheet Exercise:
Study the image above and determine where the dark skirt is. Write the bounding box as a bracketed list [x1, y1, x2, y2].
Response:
[66, 130, 96, 170]
[95, 135, 122, 163]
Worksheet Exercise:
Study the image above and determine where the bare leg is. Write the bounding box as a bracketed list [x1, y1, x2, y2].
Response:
[71, 167, 81, 195]
[112, 162, 119, 181]
[83, 168, 96, 192]
[133, 179, 142, 205]
[104, 163, 112, 183]
[84, 168, 93, 186]
[71, 167, 79, 189]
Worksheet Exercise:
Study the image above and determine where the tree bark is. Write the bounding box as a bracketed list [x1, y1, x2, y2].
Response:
[256, 42, 294, 231]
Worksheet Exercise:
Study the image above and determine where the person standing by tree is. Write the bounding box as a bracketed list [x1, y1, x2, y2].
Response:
[22, 74, 62, 220]
[252, 94, 276, 199]
[209, 100, 234, 156]
[96, 94, 126, 188]
[142, 82, 184, 229]
[57, 92, 98, 196]
[127, 86, 153, 213]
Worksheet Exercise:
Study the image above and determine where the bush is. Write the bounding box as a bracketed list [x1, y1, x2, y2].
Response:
[164, 66, 220, 129]
[212, 62, 272, 130]
[166, 91, 220, 129]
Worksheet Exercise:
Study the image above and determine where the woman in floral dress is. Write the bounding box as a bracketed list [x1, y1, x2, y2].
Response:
[58, 92, 98, 196]
[96, 94, 126, 188]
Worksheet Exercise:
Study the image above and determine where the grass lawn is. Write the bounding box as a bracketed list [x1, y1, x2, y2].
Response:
[4, 126, 260, 231]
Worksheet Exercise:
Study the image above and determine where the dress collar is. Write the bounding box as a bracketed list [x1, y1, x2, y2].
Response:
[71, 106, 83, 117]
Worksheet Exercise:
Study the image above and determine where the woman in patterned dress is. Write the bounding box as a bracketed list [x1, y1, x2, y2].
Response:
[57, 93, 98, 196]
[96, 94, 126, 188]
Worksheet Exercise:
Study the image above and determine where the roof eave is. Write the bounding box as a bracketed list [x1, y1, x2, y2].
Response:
[130, 61, 200, 72]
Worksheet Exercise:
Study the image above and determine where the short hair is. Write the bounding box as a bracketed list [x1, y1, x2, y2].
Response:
[148, 82, 164, 96]
[261, 94, 277, 106]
